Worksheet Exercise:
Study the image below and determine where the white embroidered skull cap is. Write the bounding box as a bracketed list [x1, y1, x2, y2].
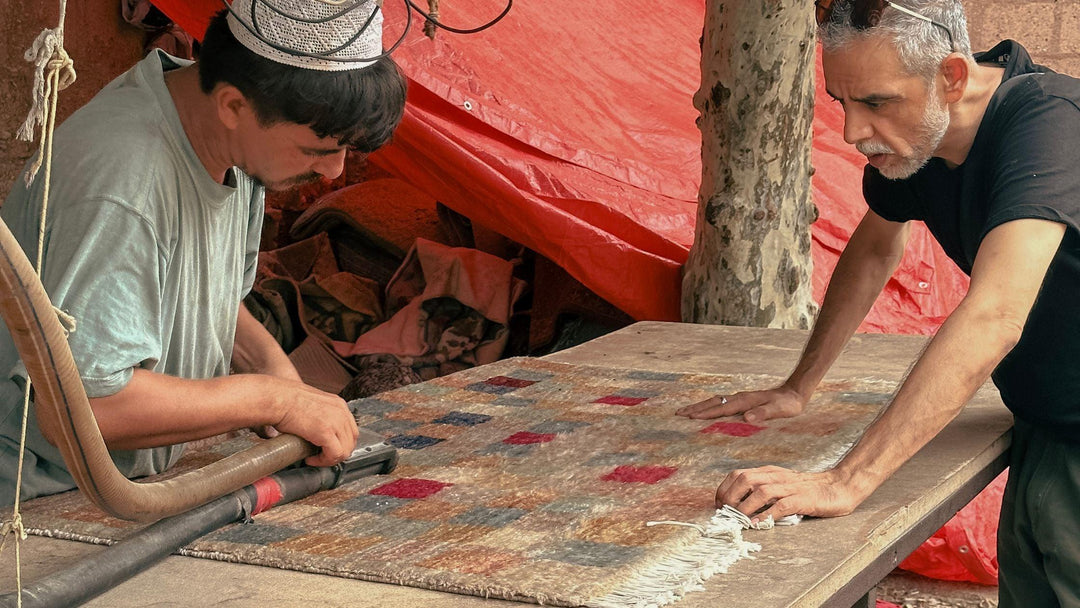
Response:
[227, 0, 384, 71]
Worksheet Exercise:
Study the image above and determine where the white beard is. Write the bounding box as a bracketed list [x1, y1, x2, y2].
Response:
[858, 91, 951, 180]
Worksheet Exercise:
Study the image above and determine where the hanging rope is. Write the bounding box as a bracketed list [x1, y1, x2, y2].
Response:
[16, 8, 77, 187]
[423, 0, 439, 39]
[3, 1, 76, 605]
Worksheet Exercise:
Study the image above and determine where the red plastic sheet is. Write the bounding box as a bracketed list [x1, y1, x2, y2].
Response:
[899, 472, 1005, 584]
[156, 0, 968, 325]
[372, 1, 974, 325]
[153, 0, 993, 584]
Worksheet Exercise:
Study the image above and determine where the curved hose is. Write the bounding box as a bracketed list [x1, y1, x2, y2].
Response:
[0, 217, 316, 522]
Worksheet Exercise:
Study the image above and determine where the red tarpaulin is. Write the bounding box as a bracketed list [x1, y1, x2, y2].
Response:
[152, 0, 995, 585]
[153, 0, 968, 327]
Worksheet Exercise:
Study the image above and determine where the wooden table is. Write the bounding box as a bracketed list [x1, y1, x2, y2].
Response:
[547, 322, 1010, 608]
[1, 322, 1011, 607]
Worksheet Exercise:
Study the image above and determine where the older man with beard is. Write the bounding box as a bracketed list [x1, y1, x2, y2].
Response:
[678, 1, 1080, 605]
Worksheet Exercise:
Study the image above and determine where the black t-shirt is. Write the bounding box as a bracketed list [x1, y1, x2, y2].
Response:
[863, 40, 1080, 442]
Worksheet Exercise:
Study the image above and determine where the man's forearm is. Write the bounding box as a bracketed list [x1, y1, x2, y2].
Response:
[75, 298, 370, 465]
[232, 303, 300, 380]
[79, 366, 360, 468]
[833, 219, 1065, 497]
[787, 214, 909, 398]
[86, 369, 284, 449]
[678, 213, 911, 422]
[716, 219, 1066, 520]
[832, 294, 1018, 498]
[716, 292, 1025, 519]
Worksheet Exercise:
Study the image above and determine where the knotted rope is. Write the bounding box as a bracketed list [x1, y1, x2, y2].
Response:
[17, 18, 77, 187]
[424, 0, 439, 39]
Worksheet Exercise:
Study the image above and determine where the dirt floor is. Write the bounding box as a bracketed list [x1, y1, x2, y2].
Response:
[878, 571, 997, 608]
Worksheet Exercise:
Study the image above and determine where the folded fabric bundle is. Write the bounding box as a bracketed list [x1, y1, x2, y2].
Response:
[247, 229, 526, 398]
[244, 232, 383, 393]
[290, 178, 449, 281]
[338, 238, 527, 381]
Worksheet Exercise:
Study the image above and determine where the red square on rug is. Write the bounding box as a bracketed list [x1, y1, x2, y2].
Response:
[370, 478, 452, 499]
[485, 376, 537, 388]
[593, 395, 647, 406]
[700, 422, 765, 437]
[601, 465, 677, 484]
[503, 431, 557, 445]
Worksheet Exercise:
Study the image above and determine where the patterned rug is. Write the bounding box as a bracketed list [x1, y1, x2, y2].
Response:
[20, 358, 893, 607]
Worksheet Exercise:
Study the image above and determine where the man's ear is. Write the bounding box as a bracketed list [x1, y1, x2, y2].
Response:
[941, 54, 969, 104]
[212, 84, 251, 131]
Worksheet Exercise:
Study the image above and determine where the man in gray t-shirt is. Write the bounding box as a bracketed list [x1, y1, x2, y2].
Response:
[0, 2, 406, 505]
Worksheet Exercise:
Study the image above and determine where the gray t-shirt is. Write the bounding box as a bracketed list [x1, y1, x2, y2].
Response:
[0, 50, 263, 504]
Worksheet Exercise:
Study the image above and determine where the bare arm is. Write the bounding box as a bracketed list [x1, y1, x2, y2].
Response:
[718, 218, 1067, 519]
[64, 304, 359, 467]
[679, 210, 910, 421]
[85, 370, 356, 466]
[232, 303, 301, 381]
[231, 303, 302, 439]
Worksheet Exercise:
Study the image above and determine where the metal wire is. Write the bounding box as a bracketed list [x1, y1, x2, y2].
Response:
[405, 0, 511, 35]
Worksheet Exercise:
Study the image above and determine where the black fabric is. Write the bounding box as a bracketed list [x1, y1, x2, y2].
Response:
[863, 41, 1080, 442]
[998, 419, 1080, 608]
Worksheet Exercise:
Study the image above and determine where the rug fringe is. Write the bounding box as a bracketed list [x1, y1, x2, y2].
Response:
[586, 509, 761, 608]
[712, 504, 801, 530]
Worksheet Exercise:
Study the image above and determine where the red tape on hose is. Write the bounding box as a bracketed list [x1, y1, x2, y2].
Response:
[252, 477, 284, 515]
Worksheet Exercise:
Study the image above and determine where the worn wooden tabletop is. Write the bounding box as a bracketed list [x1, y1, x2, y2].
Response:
[1, 321, 1011, 607]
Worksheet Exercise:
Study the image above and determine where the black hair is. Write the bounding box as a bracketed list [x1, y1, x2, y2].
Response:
[198, 10, 407, 153]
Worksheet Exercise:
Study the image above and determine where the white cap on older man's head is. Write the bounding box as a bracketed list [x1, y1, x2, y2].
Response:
[227, 0, 384, 71]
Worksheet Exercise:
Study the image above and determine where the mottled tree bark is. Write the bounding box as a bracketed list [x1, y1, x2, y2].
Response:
[682, 0, 818, 329]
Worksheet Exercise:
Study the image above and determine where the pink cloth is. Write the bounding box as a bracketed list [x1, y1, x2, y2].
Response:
[337, 239, 525, 370]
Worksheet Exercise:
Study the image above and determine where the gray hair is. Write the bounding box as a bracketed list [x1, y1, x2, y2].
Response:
[819, 0, 973, 82]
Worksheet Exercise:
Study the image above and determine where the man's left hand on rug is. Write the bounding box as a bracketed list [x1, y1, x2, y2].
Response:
[716, 465, 868, 523]
[675, 383, 808, 423]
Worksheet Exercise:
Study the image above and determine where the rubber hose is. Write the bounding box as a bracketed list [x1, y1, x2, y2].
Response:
[0, 466, 344, 608]
[0, 489, 248, 608]
[0, 217, 316, 522]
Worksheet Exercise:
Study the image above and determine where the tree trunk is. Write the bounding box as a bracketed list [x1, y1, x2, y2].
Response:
[682, 0, 818, 329]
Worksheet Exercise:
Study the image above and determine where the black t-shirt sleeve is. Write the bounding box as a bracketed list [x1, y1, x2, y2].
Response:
[981, 74, 1080, 239]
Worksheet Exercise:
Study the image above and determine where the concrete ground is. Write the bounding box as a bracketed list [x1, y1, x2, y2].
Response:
[0, 538, 999, 608]
[0, 537, 998, 608]
[877, 571, 997, 608]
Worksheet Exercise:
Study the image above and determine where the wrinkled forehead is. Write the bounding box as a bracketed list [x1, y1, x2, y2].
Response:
[822, 36, 918, 94]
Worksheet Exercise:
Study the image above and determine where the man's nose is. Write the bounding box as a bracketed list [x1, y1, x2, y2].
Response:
[314, 149, 348, 180]
[842, 109, 873, 145]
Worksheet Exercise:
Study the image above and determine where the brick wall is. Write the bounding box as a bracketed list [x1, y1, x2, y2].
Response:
[965, 0, 1080, 75]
